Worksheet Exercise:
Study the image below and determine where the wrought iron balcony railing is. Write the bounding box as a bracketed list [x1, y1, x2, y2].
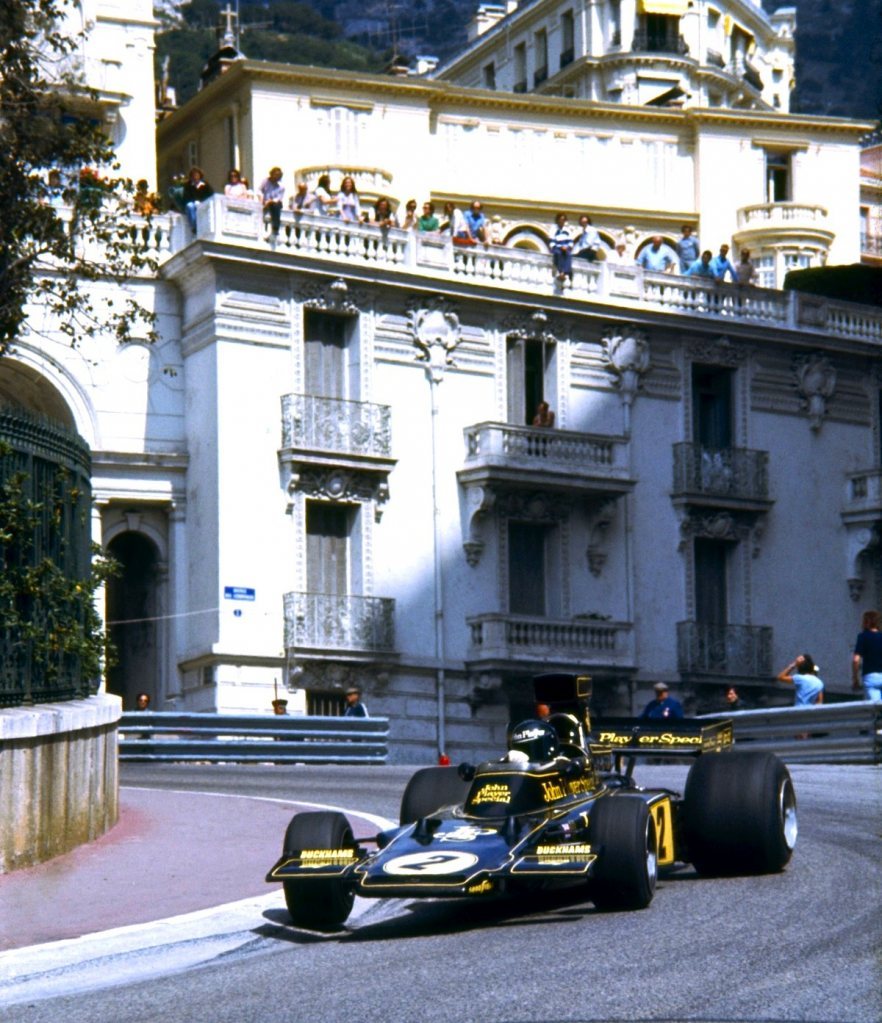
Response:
[677, 621, 772, 678]
[534, 66, 548, 87]
[672, 442, 770, 505]
[467, 613, 634, 668]
[281, 394, 392, 460]
[559, 47, 574, 69]
[632, 28, 689, 56]
[284, 592, 395, 655]
[513, 80, 527, 93]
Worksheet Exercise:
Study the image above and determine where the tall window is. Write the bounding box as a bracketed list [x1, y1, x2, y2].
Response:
[766, 150, 791, 202]
[560, 10, 575, 66]
[483, 62, 496, 89]
[609, 0, 621, 46]
[507, 336, 555, 425]
[306, 501, 352, 596]
[304, 310, 356, 400]
[692, 364, 733, 450]
[694, 538, 728, 626]
[534, 28, 548, 85]
[513, 41, 527, 91]
[508, 521, 547, 615]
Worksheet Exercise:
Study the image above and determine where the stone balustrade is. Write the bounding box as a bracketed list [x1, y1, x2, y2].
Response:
[467, 613, 634, 668]
[180, 197, 882, 345]
[284, 592, 396, 655]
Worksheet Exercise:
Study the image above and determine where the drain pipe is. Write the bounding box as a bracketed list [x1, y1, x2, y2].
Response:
[415, 307, 461, 763]
[430, 370, 447, 760]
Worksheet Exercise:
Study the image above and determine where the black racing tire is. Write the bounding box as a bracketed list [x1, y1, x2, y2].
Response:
[589, 795, 658, 911]
[281, 811, 355, 931]
[399, 766, 471, 825]
[682, 751, 797, 877]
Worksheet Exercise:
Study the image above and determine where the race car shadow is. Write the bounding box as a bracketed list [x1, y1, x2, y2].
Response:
[257, 887, 616, 945]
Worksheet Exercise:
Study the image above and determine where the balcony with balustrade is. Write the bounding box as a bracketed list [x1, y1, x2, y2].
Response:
[842, 468, 882, 527]
[677, 621, 772, 681]
[734, 201, 834, 253]
[279, 393, 395, 495]
[672, 442, 772, 514]
[173, 196, 882, 346]
[458, 422, 634, 498]
[466, 613, 634, 675]
[284, 592, 396, 663]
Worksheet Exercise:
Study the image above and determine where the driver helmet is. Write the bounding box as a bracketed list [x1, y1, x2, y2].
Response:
[509, 719, 560, 763]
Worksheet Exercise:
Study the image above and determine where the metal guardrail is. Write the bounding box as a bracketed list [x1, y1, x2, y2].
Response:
[699, 700, 882, 764]
[118, 712, 389, 764]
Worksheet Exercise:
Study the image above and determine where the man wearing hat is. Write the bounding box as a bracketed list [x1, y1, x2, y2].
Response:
[343, 686, 368, 718]
[640, 682, 684, 720]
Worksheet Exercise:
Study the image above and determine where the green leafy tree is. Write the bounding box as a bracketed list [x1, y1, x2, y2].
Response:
[0, 0, 158, 355]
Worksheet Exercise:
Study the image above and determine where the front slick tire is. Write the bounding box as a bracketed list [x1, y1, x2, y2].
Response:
[282, 811, 355, 931]
[683, 751, 797, 877]
[589, 795, 657, 911]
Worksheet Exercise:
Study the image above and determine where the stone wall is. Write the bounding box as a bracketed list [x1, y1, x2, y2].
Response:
[0, 694, 121, 873]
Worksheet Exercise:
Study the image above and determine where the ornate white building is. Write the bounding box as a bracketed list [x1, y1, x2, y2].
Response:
[5, 2, 881, 761]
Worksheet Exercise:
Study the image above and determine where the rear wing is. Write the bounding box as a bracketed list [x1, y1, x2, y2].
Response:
[590, 717, 734, 758]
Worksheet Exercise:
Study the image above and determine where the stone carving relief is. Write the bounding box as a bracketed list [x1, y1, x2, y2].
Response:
[794, 353, 836, 432]
[286, 467, 389, 520]
[585, 499, 617, 577]
[503, 308, 558, 345]
[678, 510, 763, 557]
[408, 296, 462, 382]
[297, 276, 363, 314]
[687, 336, 747, 368]
[601, 325, 651, 416]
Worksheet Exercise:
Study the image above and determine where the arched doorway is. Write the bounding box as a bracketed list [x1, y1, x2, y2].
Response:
[106, 532, 160, 710]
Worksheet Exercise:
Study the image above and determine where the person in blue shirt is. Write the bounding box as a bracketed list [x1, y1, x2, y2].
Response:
[686, 250, 716, 278]
[640, 682, 684, 719]
[463, 200, 488, 243]
[636, 235, 678, 273]
[709, 243, 738, 282]
[676, 224, 700, 273]
[777, 653, 824, 705]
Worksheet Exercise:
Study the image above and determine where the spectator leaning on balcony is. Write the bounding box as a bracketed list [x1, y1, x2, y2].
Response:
[133, 179, 159, 216]
[290, 180, 315, 213]
[401, 198, 419, 230]
[686, 250, 716, 279]
[373, 198, 399, 229]
[224, 168, 249, 199]
[550, 213, 575, 282]
[777, 653, 824, 705]
[636, 235, 678, 273]
[574, 214, 602, 262]
[852, 609, 882, 702]
[182, 166, 213, 232]
[418, 201, 439, 232]
[736, 248, 756, 285]
[337, 175, 361, 223]
[444, 201, 471, 244]
[710, 243, 738, 282]
[313, 174, 334, 215]
[259, 167, 285, 235]
[532, 401, 555, 427]
[676, 224, 700, 273]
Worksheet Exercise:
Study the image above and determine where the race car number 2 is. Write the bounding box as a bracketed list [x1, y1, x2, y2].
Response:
[382, 851, 479, 876]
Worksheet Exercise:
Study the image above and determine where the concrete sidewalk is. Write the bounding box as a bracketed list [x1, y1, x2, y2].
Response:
[0, 785, 377, 952]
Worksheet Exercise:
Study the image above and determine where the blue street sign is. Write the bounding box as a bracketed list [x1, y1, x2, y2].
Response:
[224, 586, 256, 601]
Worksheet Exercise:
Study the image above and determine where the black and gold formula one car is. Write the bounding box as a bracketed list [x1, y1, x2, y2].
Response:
[266, 673, 797, 931]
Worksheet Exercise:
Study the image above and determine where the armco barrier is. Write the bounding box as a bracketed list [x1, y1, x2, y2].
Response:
[118, 712, 389, 764]
[699, 699, 882, 764]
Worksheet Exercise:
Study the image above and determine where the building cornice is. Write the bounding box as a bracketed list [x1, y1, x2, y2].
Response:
[156, 59, 875, 147]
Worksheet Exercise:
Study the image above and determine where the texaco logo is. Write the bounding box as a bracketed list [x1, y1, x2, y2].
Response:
[382, 851, 479, 876]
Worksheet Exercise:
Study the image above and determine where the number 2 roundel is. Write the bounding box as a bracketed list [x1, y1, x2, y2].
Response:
[382, 851, 479, 875]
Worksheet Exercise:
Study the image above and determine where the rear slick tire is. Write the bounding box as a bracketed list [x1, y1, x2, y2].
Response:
[281, 811, 355, 931]
[683, 751, 797, 876]
[589, 795, 658, 911]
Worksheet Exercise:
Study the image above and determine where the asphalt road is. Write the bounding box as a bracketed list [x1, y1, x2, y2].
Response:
[2, 763, 879, 1023]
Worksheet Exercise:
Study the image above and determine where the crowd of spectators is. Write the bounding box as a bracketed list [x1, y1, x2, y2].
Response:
[91, 166, 759, 288]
